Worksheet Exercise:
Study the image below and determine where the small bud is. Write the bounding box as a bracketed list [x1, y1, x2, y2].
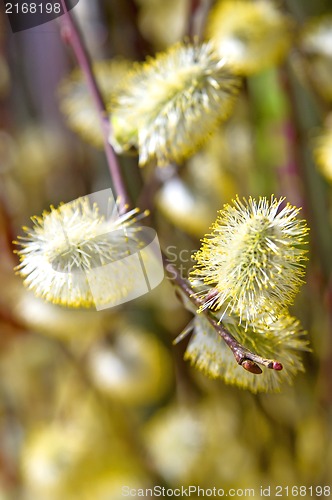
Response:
[241, 360, 262, 374]
[183, 313, 309, 393]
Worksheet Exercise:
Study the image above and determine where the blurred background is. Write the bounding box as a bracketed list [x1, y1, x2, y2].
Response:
[1, 0, 332, 498]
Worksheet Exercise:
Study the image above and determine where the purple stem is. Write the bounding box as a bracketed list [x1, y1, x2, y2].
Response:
[188, 0, 201, 39]
[277, 67, 306, 210]
[59, 0, 130, 213]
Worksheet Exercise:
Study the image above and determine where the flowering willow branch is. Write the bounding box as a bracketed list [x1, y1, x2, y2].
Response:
[58, 0, 130, 213]
[57, 2, 282, 375]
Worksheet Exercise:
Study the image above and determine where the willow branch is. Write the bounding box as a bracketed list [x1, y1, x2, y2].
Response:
[58, 0, 130, 213]
[58, 2, 282, 375]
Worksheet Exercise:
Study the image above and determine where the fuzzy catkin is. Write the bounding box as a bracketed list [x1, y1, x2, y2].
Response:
[110, 42, 241, 166]
[191, 196, 309, 324]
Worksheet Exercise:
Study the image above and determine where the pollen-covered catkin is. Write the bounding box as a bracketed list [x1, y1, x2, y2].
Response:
[15, 197, 144, 308]
[190, 196, 309, 324]
[110, 42, 241, 166]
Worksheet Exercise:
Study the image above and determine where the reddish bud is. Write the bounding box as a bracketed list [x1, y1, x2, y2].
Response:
[241, 360, 262, 374]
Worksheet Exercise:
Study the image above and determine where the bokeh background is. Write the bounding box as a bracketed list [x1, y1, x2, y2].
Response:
[1, 0, 332, 498]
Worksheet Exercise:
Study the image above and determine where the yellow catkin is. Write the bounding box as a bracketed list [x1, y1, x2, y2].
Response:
[110, 41, 241, 166]
[191, 196, 309, 325]
[15, 198, 143, 308]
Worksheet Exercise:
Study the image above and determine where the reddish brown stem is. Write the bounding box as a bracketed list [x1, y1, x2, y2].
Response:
[164, 256, 283, 374]
[188, 0, 201, 39]
[59, 0, 130, 213]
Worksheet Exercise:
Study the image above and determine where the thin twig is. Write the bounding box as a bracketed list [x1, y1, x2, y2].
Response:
[58, 0, 130, 213]
[187, 0, 201, 40]
[208, 315, 283, 373]
[187, 0, 212, 41]
[164, 255, 283, 374]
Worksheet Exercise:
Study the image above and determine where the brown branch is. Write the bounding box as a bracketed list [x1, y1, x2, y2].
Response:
[164, 255, 283, 374]
[187, 0, 201, 39]
[187, 0, 212, 41]
[58, 0, 130, 213]
[208, 315, 283, 373]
